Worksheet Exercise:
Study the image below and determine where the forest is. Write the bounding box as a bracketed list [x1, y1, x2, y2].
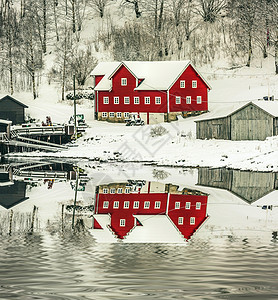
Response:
[0, 0, 278, 100]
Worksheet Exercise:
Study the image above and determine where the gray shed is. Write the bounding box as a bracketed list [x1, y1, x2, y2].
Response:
[195, 101, 278, 140]
[0, 95, 28, 125]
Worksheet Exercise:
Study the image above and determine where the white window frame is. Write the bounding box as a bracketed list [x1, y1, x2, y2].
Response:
[155, 97, 161, 105]
[113, 201, 119, 209]
[144, 97, 150, 104]
[155, 201, 161, 209]
[117, 112, 122, 118]
[185, 202, 191, 209]
[134, 97, 140, 104]
[144, 201, 150, 209]
[103, 97, 109, 104]
[197, 96, 202, 104]
[103, 201, 109, 208]
[178, 217, 184, 225]
[114, 97, 119, 104]
[192, 80, 197, 88]
[120, 219, 126, 227]
[196, 202, 201, 210]
[186, 96, 191, 104]
[190, 217, 195, 225]
[121, 78, 127, 86]
[109, 112, 115, 118]
[124, 97, 130, 104]
[124, 201, 130, 209]
[176, 96, 181, 104]
[124, 112, 129, 118]
[117, 188, 123, 193]
[180, 80, 185, 88]
[110, 188, 115, 194]
[125, 188, 130, 194]
[133, 201, 139, 209]
[175, 202, 180, 209]
[103, 188, 108, 194]
[102, 112, 107, 118]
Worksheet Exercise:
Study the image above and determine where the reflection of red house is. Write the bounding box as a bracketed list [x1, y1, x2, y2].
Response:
[91, 61, 211, 124]
[93, 181, 208, 242]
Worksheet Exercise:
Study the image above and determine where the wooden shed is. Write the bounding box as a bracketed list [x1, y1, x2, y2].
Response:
[0, 95, 28, 125]
[196, 101, 278, 140]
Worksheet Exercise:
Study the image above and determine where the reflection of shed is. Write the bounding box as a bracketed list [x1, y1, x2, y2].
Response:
[0, 181, 29, 209]
[198, 167, 278, 203]
[0, 95, 28, 125]
[0, 119, 12, 136]
[196, 101, 278, 140]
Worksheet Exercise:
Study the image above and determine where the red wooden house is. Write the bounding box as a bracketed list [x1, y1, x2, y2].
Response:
[92, 181, 209, 242]
[90, 61, 211, 124]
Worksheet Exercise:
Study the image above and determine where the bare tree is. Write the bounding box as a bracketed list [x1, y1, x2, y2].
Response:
[89, 0, 110, 18]
[122, 0, 141, 18]
[195, 0, 226, 23]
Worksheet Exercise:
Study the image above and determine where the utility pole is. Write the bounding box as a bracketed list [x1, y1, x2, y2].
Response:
[72, 167, 79, 229]
[73, 74, 77, 140]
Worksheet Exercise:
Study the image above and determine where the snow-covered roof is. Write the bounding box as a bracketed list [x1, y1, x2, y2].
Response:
[92, 60, 211, 91]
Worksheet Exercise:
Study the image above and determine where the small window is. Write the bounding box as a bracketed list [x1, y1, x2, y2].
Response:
[134, 97, 140, 104]
[117, 112, 122, 118]
[192, 80, 197, 88]
[120, 219, 126, 227]
[124, 112, 129, 118]
[114, 97, 119, 104]
[178, 217, 184, 225]
[185, 202, 191, 209]
[125, 188, 130, 194]
[145, 97, 150, 104]
[124, 97, 130, 104]
[197, 96, 202, 104]
[103, 97, 109, 104]
[110, 188, 115, 194]
[102, 112, 107, 118]
[133, 201, 139, 209]
[175, 202, 180, 209]
[155, 97, 161, 105]
[180, 80, 185, 88]
[124, 201, 129, 209]
[186, 96, 191, 104]
[121, 78, 127, 86]
[109, 112, 115, 118]
[190, 217, 195, 225]
[155, 201, 161, 209]
[113, 201, 119, 209]
[176, 96, 181, 104]
[196, 202, 201, 210]
[117, 188, 123, 193]
[103, 201, 109, 208]
[144, 201, 150, 209]
[103, 188, 108, 194]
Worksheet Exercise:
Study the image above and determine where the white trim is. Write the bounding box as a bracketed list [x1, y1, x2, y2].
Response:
[124, 96, 130, 104]
[155, 96, 161, 104]
[186, 96, 191, 104]
[192, 80, 197, 88]
[103, 96, 109, 104]
[133, 201, 139, 209]
[175, 96, 181, 104]
[114, 96, 119, 104]
[113, 201, 119, 208]
[121, 78, 127, 86]
[134, 96, 140, 104]
[178, 217, 184, 225]
[116, 112, 122, 118]
[144, 96, 150, 104]
[120, 219, 126, 227]
[190, 217, 195, 225]
[102, 112, 108, 118]
[197, 96, 202, 104]
[185, 202, 191, 209]
[124, 201, 130, 209]
[109, 112, 115, 118]
[180, 80, 185, 88]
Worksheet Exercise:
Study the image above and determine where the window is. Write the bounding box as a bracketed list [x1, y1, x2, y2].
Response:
[103, 97, 109, 104]
[176, 96, 181, 104]
[134, 97, 140, 104]
[124, 97, 130, 104]
[197, 96, 202, 104]
[185, 202, 191, 209]
[178, 217, 184, 225]
[121, 78, 127, 86]
[125, 188, 130, 194]
[192, 80, 197, 88]
[175, 202, 180, 209]
[124, 201, 130, 209]
[102, 112, 107, 118]
[133, 201, 139, 209]
[117, 188, 123, 193]
[103, 201, 109, 208]
[113, 201, 119, 209]
[186, 96, 191, 104]
[155, 97, 161, 105]
[144, 201, 150, 209]
[155, 201, 161, 209]
[190, 217, 195, 225]
[124, 112, 129, 118]
[103, 188, 108, 194]
[120, 219, 126, 227]
[145, 97, 150, 104]
[114, 97, 119, 104]
[110, 188, 115, 194]
[117, 112, 122, 118]
[180, 80, 185, 88]
[109, 112, 115, 118]
[196, 202, 201, 210]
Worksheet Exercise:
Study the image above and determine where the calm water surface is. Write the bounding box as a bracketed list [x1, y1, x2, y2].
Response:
[1, 160, 278, 299]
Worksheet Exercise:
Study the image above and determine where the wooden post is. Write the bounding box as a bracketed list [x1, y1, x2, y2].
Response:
[71, 168, 79, 229]
[9, 210, 13, 235]
[61, 204, 65, 232]
[30, 205, 37, 234]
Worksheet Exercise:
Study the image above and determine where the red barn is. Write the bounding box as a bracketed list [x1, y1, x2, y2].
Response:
[92, 181, 209, 242]
[90, 61, 211, 124]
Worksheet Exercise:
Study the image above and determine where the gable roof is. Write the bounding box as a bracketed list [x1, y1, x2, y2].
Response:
[0, 95, 28, 108]
[92, 61, 211, 91]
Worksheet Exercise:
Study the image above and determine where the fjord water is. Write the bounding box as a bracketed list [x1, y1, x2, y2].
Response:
[1, 161, 278, 299]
